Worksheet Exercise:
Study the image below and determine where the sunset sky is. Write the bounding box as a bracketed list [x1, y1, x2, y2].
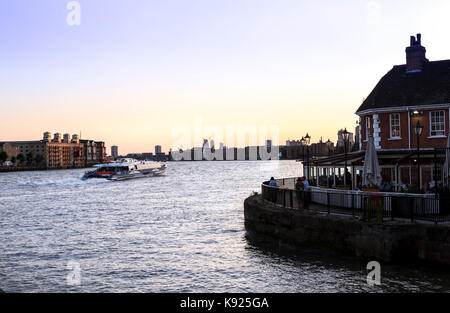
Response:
[1, 0, 450, 154]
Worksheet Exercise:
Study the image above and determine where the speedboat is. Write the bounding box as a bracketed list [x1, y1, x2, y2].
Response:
[81, 158, 167, 181]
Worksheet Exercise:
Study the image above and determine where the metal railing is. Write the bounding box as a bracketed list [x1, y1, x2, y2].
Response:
[261, 178, 450, 224]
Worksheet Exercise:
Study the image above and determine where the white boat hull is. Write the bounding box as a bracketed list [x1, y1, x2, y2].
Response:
[109, 167, 166, 181]
[82, 158, 167, 181]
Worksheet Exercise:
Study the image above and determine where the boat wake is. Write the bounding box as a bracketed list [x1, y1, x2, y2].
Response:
[4, 176, 110, 190]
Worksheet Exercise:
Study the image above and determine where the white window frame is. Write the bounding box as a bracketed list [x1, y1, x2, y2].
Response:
[389, 113, 401, 139]
[365, 116, 371, 141]
[429, 111, 446, 138]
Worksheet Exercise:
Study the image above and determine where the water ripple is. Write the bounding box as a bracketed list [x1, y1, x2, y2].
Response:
[1, 161, 450, 292]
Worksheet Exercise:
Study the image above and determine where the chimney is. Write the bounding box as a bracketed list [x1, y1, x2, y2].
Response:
[405, 33, 428, 72]
[43, 131, 52, 142]
[62, 133, 70, 143]
[53, 133, 61, 143]
[71, 134, 79, 144]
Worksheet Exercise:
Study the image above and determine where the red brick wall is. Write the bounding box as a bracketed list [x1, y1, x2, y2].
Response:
[359, 108, 449, 150]
[377, 112, 410, 149]
[410, 112, 448, 148]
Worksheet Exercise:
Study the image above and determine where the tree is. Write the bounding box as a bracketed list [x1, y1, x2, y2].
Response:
[11, 156, 16, 164]
[0, 151, 8, 163]
[17, 153, 25, 164]
[26, 152, 33, 165]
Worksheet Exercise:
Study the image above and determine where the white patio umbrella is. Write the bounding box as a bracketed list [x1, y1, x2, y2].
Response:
[362, 136, 382, 187]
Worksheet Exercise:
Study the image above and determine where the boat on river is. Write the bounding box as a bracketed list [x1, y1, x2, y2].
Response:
[82, 158, 167, 181]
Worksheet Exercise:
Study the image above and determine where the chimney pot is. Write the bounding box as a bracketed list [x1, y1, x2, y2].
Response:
[406, 33, 426, 72]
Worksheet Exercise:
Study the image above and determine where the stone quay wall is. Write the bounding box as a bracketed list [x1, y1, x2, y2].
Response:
[244, 196, 450, 266]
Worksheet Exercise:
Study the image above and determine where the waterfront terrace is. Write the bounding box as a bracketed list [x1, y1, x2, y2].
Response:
[244, 177, 450, 266]
[260, 177, 450, 224]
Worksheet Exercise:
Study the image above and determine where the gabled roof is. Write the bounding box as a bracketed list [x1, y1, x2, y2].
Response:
[356, 60, 450, 113]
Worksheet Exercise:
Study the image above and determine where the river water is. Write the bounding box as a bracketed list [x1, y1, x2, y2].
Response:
[1, 161, 449, 292]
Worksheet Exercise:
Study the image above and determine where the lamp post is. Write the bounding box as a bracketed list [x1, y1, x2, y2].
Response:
[326, 139, 332, 185]
[300, 136, 305, 160]
[300, 137, 305, 176]
[414, 120, 424, 190]
[326, 139, 332, 157]
[342, 128, 350, 187]
[304, 133, 311, 181]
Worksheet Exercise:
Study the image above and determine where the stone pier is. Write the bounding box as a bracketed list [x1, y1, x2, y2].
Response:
[244, 196, 450, 266]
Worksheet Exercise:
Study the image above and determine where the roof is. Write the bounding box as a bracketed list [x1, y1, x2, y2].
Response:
[0, 141, 42, 145]
[310, 149, 442, 167]
[356, 60, 450, 113]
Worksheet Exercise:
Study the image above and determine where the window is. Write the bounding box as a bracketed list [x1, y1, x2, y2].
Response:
[390, 113, 401, 138]
[430, 111, 445, 137]
[365, 116, 371, 140]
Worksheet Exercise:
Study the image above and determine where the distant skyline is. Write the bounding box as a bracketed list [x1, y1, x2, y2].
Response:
[2, 0, 450, 154]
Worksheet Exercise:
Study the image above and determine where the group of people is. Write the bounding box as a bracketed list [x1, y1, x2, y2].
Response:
[295, 176, 310, 191]
[268, 177, 310, 191]
[268, 175, 445, 195]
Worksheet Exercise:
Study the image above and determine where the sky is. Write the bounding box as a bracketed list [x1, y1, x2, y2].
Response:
[1, 0, 450, 154]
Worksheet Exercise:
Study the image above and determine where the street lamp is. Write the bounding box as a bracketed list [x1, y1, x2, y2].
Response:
[300, 136, 305, 159]
[300, 137, 305, 177]
[304, 133, 311, 180]
[326, 139, 332, 157]
[342, 128, 351, 187]
[414, 120, 424, 190]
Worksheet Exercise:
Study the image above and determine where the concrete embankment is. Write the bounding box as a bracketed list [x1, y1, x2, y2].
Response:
[0, 166, 91, 173]
[244, 196, 450, 266]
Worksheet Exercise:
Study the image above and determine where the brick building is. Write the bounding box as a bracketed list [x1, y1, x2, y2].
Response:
[0, 143, 19, 161]
[310, 138, 334, 156]
[308, 34, 450, 190]
[80, 139, 106, 166]
[281, 139, 334, 160]
[2, 132, 106, 168]
[356, 34, 449, 189]
[337, 130, 354, 151]
[357, 34, 449, 151]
